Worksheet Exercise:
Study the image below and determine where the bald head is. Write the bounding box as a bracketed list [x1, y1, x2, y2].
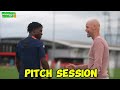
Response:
[85, 19, 101, 39]
[86, 19, 100, 30]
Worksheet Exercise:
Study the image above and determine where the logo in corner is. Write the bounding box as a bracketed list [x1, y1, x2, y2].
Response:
[2, 12, 16, 18]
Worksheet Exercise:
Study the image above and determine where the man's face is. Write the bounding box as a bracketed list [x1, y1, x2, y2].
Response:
[34, 27, 43, 40]
[85, 23, 94, 38]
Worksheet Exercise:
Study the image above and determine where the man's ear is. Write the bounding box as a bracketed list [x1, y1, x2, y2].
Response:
[31, 31, 35, 35]
[32, 30, 36, 34]
[93, 25, 96, 30]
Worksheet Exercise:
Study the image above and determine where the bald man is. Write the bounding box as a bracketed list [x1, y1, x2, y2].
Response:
[66, 19, 109, 79]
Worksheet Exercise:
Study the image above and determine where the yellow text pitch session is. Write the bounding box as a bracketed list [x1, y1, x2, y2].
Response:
[24, 69, 98, 78]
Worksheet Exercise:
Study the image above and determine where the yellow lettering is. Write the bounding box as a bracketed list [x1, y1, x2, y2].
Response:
[91, 69, 98, 77]
[63, 69, 68, 77]
[46, 69, 53, 77]
[81, 69, 84, 77]
[24, 69, 31, 77]
[69, 69, 75, 77]
[56, 69, 63, 78]
[75, 69, 81, 77]
[34, 69, 39, 77]
[31, 69, 34, 77]
[40, 69, 46, 77]
[84, 69, 90, 77]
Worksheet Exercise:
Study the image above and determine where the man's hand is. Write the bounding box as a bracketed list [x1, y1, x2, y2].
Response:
[65, 64, 76, 70]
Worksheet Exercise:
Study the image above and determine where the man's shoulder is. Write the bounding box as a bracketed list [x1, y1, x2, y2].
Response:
[29, 39, 43, 46]
[94, 36, 108, 47]
[93, 37, 104, 46]
[94, 37, 102, 41]
[17, 37, 44, 47]
[94, 36, 105, 42]
[16, 37, 28, 46]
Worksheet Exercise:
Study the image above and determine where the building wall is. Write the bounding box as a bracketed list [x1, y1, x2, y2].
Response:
[48, 48, 89, 60]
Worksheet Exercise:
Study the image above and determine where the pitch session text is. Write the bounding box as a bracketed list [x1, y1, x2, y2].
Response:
[24, 69, 98, 78]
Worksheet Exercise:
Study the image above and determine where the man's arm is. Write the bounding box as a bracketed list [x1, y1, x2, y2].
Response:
[39, 42, 51, 79]
[15, 57, 20, 73]
[65, 64, 88, 70]
[76, 64, 88, 69]
[41, 57, 51, 79]
[41, 57, 50, 69]
[92, 39, 104, 73]
[15, 45, 21, 73]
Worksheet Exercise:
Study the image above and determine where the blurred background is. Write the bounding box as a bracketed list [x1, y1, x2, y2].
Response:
[0, 11, 120, 79]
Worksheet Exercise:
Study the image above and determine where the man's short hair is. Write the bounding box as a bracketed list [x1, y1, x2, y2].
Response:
[27, 22, 43, 33]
